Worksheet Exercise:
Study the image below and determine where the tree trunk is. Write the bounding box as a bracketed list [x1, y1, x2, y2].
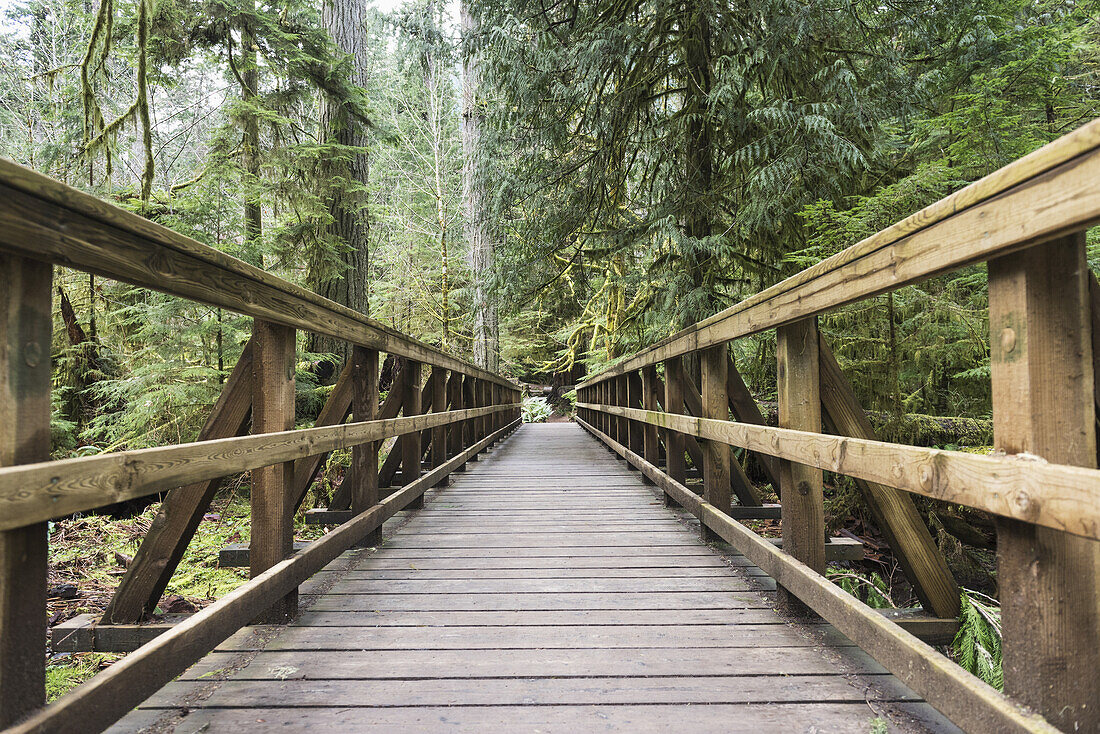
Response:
[240, 3, 263, 269]
[461, 1, 499, 371]
[309, 0, 371, 366]
[680, 3, 714, 327]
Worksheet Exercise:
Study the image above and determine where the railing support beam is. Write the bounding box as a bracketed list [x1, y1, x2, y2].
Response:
[988, 232, 1100, 731]
[401, 360, 424, 508]
[700, 345, 731, 541]
[776, 317, 825, 611]
[351, 346, 380, 546]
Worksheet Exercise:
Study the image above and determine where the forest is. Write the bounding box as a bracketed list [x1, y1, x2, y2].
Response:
[1, 0, 1099, 706]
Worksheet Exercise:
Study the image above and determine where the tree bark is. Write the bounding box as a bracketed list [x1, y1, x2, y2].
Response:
[461, 1, 499, 371]
[309, 0, 371, 365]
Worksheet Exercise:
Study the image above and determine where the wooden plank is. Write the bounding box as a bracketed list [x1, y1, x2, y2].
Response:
[1089, 272, 1100, 466]
[988, 233, 1100, 731]
[682, 367, 760, 506]
[725, 356, 782, 487]
[50, 614, 189, 653]
[8, 418, 521, 734]
[818, 333, 960, 619]
[218, 541, 310, 567]
[700, 345, 731, 541]
[182, 645, 885, 681]
[574, 417, 1060, 734]
[103, 341, 254, 624]
[0, 403, 509, 530]
[576, 402, 1100, 541]
[291, 608, 770, 625]
[776, 317, 825, 610]
[430, 367, 447, 483]
[662, 358, 686, 507]
[578, 118, 1100, 386]
[290, 357, 355, 510]
[400, 360, 423, 509]
[626, 371, 643, 456]
[351, 346, 380, 547]
[321, 578, 755, 594]
[640, 367, 660, 475]
[0, 254, 50, 727]
[446, 370, 463, 461]
[0, 161, 516, 390]
[250, 319, 297, 623]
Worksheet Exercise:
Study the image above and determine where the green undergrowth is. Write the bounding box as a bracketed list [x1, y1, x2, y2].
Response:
[46, 490, 328, 699]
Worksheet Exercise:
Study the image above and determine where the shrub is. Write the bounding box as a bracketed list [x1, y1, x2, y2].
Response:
[522, 396, 553, 423]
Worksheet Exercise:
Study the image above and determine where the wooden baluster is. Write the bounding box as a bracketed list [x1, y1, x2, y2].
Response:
[351, 346, 380, 546]
[626, 371, 644, 461]
[615, 376, 628, 449]
[401, 359, 424, 509]
[641, 367, 660, 476]
[464, 376, 478, 458]
[250, 319, 297, 623]
[431, 367, 448, 484]
[776, 317, 825, 610]
[700, 345, 731, 541]
[0, 255, 50, 726]
[663, 358, 686, 507]
[988, 233, 1100, 731]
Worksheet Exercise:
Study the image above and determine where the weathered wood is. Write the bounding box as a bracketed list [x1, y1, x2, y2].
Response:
[818, 334, 960, 619]
[351, 346, 380, 547]
[401, 360, 424, 509]
[626, 372, 644, 457]
[218, 541, 310, 567]
[575, 416, 1059, 734]
[250, 320, 297, 624]
[290, 358, 355, 510]
[1090, 272, 1100, 466]
[700, 345, 731, 541]
[0, 161, 515, 391]
[988, 233, 1100, 732]
[430, 367, 448, 486]
[776, 317, 825, 612]
[50, 614, 189, 653]
[725, 356, 782, 488]
[102, 344, 254, 625]
[663, 358, 686, 507]
[682, 367, 761, 506]
[640, 367, 660, 475]
[0, 255, 51, 727]
[8, 417, 520, 734]
[0, 400, 508, 531]
[578, 118, 1100, 386]
[446, 370, 463, 462]
[577, 402, 1100, 542]
[378, 373, 434, 489]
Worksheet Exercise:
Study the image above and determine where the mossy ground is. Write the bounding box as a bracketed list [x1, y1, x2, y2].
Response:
[45, 490, 327, 700]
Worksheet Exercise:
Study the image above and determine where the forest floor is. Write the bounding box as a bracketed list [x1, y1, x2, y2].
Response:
[44, 491, 327, 701]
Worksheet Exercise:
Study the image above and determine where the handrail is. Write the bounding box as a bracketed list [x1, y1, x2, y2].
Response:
[0, 161, 523, 732]
[575, 118, 1100, 734]
[579, 116, 1100, 386]
[0, 158, 511, 388]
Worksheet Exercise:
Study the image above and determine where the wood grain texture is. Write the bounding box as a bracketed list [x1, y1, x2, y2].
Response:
[0, 403, 512, 531]
[0, 161, 515, 390]
[250, 320, 297, 623]
[577, 402, 1100, 541]
[103, 341, 254, 624]
[351, 347, 380, 547]
[776, 318, 825, 584]
[0, 255, 51, 727]
[640, 367, 660, 471]
[700, 345, 731, 541]
[579, 118, 1100, 386]
[575, 417, 1058, 734]
[818, 334, 959, 619]
[663, 358, 686, 505]
[400, 361, 423, 508]
[9, 418, 520, 734]
[988, 234, 1100, 731]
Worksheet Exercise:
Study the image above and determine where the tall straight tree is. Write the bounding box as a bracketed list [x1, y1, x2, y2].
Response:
[460, 0, 499, 371]
[310, 0, 372, 365]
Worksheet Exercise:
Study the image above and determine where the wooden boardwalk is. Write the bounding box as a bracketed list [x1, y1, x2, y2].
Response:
[111, 423, 958, 733]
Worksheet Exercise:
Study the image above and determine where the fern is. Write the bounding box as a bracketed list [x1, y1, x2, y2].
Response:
[952, 589, 1003, 689]
[522, 397, 553, 423]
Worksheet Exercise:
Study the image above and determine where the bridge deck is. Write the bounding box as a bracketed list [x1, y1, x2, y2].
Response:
[112, 423, 957, 733]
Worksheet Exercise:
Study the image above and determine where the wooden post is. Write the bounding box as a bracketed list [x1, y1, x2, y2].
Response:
[614, 376, 628, 450]
[776, 317, 825, 610]
[0, 255, 51, 727]
[401, 360, 424, 509]
[351, 346, 380, 546]
[641, 366, 660, 477]
[431, 367, 448, 484]
[700, 345, 731, 541]
[250, 319, 296, 623]
[988, 233, 1100, 731]
[626, 372, 643, 466]
[463, 375, 476, 454]
[664, 358, 686, 507]
[447, 371, 463, 465]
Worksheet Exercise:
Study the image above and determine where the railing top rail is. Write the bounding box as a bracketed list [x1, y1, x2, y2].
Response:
[0, 158, 513, 388]
[579, 117, 1100, 388]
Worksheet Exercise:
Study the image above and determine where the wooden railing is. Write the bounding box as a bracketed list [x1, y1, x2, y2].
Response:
[577, 118, 1100, 734]
[0, 159, 521, 733]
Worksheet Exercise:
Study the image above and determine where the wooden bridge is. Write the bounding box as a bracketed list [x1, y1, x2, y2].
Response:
[2, 120, 1100, 734]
